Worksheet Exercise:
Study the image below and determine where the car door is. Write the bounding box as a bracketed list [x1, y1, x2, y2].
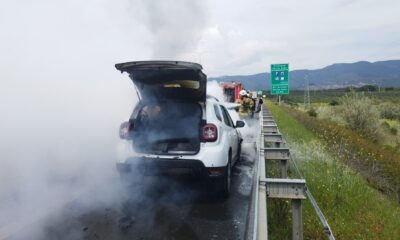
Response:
[220, 105, 239, 164]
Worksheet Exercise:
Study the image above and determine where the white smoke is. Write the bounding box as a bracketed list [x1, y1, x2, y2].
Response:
[206, 80, 259, 141]
[0, 1, 140, 238]
[206, 80, 226, 101]
[0, 1, 229, 238]
[130, 0, 208, 59]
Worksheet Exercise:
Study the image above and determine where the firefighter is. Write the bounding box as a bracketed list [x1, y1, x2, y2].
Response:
[249, 92, 256, 118]
[244, 92, 255, 116]
[256, 97, 264, 113]
[236, 90, 254, 117]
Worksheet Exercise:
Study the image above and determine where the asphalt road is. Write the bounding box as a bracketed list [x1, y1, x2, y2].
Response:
[30, 138, 256, 240]
[5, 119, 258, 240]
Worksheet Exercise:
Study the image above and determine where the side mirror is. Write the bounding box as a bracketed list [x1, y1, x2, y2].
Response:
[235, 120, 245, 128]
[119, 121, 133, 139]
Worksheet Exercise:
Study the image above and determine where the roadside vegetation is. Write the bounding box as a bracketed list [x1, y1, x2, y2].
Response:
[314, 93, 400, 147]
[280, 87, 400, 105]
[289, 107, 399, 198]
[267, 87, 400, 199]
[265, 101, 400, 240]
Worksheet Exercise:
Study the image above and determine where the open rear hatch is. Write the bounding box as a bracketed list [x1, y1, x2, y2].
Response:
[115, 61, 207, 102]
[116, 61, 206, 155]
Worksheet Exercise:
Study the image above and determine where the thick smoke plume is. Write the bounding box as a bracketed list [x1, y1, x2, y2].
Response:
[131, 0, 208, 59]
[0, 1, 252, 238]
[0, 1, 140, 238]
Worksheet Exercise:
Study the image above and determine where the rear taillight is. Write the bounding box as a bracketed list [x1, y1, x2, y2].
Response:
[119, 121, 134, 139]
[201, 123, 218, 142]
[208, 167, 224, 176]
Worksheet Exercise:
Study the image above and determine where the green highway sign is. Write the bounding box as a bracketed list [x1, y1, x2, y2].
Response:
[270, 63, 289, 95]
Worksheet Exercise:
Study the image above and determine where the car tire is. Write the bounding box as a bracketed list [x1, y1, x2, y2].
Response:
[218, 152, 232, 198]
[236, 143, 242, 163]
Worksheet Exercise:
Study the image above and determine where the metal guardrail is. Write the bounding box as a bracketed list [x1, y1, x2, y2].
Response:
[263, 134, 283, 143]
[287, 146, 336, 240]
[252, 108, 268, 240]
[253, 105, 335, 240]
[260, 178, 307, 199]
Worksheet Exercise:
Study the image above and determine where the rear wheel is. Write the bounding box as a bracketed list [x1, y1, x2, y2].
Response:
[236, 143, 242, 163]
[218, 152, 232, 198]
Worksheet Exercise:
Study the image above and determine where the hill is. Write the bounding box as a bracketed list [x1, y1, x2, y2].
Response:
[209, 60, 400, 90]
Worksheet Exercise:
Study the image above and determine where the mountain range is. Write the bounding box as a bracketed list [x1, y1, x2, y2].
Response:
[208, 60, 400, 90]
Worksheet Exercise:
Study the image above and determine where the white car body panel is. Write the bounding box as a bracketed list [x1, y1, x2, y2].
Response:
[123, 98, 242, 168]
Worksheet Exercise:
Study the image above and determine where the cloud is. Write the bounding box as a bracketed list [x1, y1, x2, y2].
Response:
[198, 0, 400, 75]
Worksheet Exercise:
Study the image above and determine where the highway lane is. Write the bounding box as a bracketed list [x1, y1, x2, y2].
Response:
[4, 119, 259, 240]
[35, 140, 257, 240]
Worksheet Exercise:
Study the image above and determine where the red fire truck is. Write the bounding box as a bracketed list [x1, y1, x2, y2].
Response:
[221, 82, 243, 102]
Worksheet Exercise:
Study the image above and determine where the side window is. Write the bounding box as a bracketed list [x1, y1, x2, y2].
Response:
[225, 109, 235, 127]
[213, 104, 222, 122]
[220, 105, 234, 127]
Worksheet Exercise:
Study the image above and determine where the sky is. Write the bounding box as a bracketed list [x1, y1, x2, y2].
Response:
[1, 0, 399, 77]
[204, 0, 400, 75]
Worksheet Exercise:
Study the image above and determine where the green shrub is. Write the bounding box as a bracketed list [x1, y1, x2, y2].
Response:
[307, 108, 317, 117]
[379, 102, 400, 120]
[339, 93, 381, 139]
[358, 85, 378, 92]
[346, 86, 357, 92]
[329, 99, 339, 106]
[381, 121, 391, 130]
[390, 126, 398, 135]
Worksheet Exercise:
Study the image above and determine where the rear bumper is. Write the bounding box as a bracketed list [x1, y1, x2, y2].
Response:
[116, 157, 224, 178]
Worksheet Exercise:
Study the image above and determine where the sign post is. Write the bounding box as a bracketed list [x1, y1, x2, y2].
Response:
[270, 64, 289, 104]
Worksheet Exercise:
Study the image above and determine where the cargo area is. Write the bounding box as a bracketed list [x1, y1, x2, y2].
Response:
[131, 101, 202, 155]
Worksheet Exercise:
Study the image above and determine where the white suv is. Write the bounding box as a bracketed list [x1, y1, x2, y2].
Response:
[116, 61, 244, 196]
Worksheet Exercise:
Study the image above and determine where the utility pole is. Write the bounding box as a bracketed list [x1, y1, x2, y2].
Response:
[304, 74, 310, 109]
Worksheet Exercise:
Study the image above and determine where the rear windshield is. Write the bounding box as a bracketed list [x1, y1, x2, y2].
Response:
[132, 101, 202, 154]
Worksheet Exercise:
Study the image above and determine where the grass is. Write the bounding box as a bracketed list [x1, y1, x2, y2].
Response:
[279, 104, 400, 199]
[265, 101, 400, 240]
[265, 105, 314, 143]
[279, 88, 400, 104]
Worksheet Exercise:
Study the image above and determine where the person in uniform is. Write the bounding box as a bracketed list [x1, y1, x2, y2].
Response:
[236, 90, 254, 118]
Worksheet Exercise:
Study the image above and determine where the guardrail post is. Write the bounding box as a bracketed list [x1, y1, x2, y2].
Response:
[292, 199, 303, 240]
[258, 185, 268, 240]
[261, 175, 306, 240]
[280, 160, 288, 178]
